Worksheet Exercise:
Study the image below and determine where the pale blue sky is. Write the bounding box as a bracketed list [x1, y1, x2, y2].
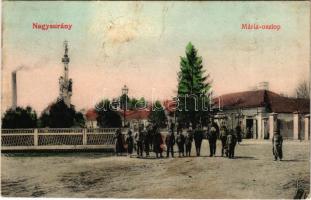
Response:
[2, 1, 310, 113]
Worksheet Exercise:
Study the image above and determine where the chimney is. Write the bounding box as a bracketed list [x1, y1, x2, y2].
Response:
[257, 82, 269, 91]
[12, 71, 17, 110]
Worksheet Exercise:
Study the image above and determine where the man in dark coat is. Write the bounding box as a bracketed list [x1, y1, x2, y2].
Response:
[143, 127, 150, 157]
[170, 121, 175, 134]
[147, 124, 154, 151]
[153, 127, 164, 158]
[219, 124, 228, 157]
[126, 129, 134, 155]
[177, 123, 183, 135]
[193, 127, 204, 156]
[165, 131, 175, 158]
[114, 128, 124, 156]
[236, 121, 242, 144]
[135, 127, 144, 158]
[272, 131, 283, 161]
[176, 130, 185, 157]
[208, 124, 218, 157]
[226, 129, 237, 159]
[185, 127, 193, 157]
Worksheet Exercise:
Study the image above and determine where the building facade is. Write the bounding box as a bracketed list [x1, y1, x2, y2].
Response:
[213, 90, 310, 140]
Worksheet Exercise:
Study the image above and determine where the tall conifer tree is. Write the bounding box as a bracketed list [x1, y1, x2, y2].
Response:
[177, 42, 211, 127]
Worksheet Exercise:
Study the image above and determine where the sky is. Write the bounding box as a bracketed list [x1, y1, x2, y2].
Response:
[2, 1, 310, 114]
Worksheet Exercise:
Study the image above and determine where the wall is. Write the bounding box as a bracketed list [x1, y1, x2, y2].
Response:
[277, 113, 293, 139]
[216, 107, 266, 137]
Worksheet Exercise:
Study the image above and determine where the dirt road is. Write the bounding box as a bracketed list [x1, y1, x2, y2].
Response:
[1, 140, 309, 198]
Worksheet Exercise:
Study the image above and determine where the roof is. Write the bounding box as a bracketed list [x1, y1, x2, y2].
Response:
[85, 108, 98, 121]
[268, 96, 310, 113]
[163, 100, 177, 112]
[120, 109, 151, 120]
[214, 90, 277, 109]
[214, 90, 310, 113]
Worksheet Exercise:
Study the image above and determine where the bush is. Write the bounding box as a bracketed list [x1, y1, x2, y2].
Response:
[2, 106, 37, 129]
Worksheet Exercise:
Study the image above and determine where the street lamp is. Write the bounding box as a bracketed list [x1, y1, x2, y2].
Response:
[122, 85, 129, 127]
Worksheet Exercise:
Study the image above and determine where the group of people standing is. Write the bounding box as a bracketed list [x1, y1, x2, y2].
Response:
[114, 121, 244, 159]
[114, 124, 166, 158]
[114, 119, 284, 161]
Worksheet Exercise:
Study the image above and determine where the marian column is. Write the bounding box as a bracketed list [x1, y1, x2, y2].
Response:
[59, 41, 72, 107]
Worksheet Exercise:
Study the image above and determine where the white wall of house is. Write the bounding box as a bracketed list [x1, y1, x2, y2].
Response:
[215, 107, 311, 140]
[86, 120, 98, 128]
[128, 119, 149, 131]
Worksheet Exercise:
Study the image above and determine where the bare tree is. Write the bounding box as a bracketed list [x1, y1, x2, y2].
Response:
[296, 80, 310, 99]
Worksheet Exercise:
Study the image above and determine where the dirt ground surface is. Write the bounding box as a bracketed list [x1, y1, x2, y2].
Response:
[1, 139, 310, 198]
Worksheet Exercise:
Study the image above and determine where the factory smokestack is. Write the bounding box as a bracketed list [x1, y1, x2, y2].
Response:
[12, 71, 17, 110]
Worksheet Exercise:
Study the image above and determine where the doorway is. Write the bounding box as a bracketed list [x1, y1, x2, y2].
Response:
[246, 119, 253, 139]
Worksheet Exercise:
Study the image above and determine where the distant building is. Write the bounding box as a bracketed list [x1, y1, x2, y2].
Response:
[83, 100, 176, 130]
[213, 90, 310, 140]
[120, 109, 151, 131]
[85, 109, 98, 128]
[84, 107, 151, 130]
[163, 100, 177, 123]
[100, 100, 176, 130]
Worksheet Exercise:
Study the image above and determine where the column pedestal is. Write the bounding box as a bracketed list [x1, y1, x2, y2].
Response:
[293, 112, 300, 140]
[256, 112, 263, 139]
[304, 114, 310, 141]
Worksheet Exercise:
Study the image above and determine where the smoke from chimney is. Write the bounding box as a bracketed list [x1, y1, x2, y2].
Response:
[12, 71, 17, 110]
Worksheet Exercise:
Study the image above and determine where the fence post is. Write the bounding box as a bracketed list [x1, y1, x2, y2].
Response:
[34, 129, 38, 146]
[83, 129, 87, 145]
